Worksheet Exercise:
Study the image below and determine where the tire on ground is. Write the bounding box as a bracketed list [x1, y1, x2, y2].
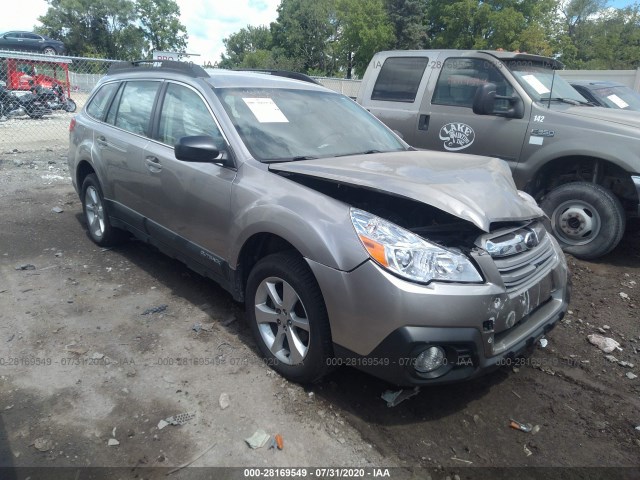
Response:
[245, 252, 333, 383]
[541, 181, 625, 260]
[81, 173, 127, 247]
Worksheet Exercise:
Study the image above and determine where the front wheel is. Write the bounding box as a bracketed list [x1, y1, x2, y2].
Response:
[65, 99, 77, 112]
[246, 252, 333, 383]
[541, 182, 625, 259]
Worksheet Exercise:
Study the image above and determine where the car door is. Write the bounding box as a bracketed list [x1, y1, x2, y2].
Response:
[2, 32, 23, 51]
[20, 33, 42, 52]
[143, 81, 236, 278]
[98, 80, 162, 230]
[417, 56, 530, 170]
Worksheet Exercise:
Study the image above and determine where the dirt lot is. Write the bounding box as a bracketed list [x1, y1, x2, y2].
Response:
[0, 147, 639, 479]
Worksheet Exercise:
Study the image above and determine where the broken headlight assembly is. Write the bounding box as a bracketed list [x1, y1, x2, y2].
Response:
[350, 208, 483, 284]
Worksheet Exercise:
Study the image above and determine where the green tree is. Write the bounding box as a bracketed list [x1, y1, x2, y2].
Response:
[219, 25, 273, 68]
[385, 0, 427, 49]
[336, 0, 395, 78]
[136, 0, 188, 57]
[426, 0, 556, 55]
[271, 0, 340, 75]
[37, 0, 187, 59]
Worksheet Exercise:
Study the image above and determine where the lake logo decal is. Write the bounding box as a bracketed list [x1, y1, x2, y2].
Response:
[439, 122, 475, 151]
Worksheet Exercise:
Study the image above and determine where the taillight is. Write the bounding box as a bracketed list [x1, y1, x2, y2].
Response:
[69, 117, 76, 132]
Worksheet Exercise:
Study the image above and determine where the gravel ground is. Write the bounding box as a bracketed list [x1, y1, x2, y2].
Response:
[0, 147, 639, 480]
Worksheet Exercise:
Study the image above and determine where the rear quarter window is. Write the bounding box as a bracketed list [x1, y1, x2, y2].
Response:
[86, 82, 120, 121]
[371, 57, 429, 103]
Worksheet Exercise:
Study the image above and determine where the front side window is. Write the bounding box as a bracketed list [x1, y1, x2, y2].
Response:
[156, 83, 224, 147]
[433, 57, 515, 110]
[86, 82, 119, 121]
[371, 57, 429, 103]
[110, 81, 159, 136]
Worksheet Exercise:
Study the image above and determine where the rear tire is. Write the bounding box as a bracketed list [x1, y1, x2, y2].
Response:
[42, 47, 57, 55]
[541, 182, 625, 259]
[81, 174, 127, 246]
[245, 252, 333, 383]
[65, 99, 77, 112]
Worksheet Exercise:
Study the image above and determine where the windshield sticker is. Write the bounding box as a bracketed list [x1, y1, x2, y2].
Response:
[607, 94, 629, 109]
[522, 75, 550, 95]
[439, 122, 475, 151]
[242, 98, 289, 123]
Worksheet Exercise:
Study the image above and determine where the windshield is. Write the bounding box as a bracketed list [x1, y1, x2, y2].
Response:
[215, 87, 406, 162]
[589, 85, 640, 110]
[507, 62, 588, 104]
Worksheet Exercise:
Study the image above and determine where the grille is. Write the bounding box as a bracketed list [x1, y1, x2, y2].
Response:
[493, 234, 556, 293]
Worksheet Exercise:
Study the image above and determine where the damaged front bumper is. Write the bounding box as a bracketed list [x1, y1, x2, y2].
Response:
[307, 235, 570, 386]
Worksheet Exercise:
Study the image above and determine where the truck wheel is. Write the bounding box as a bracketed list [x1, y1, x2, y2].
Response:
[246, 252, 333, 383]
[541, 182, 625, 260]
[81, 174, 127, 246]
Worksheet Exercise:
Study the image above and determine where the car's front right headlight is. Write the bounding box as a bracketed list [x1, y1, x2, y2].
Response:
[350, 208, 483, 284]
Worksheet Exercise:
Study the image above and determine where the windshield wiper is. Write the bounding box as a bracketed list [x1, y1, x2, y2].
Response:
[541, 97, 591, 106]
[264, 155, 318, 163]
[333, 149, 383, 158]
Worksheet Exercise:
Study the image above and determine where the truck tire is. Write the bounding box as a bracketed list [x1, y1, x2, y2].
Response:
[541, 182, 625, 260]
[246, 252, 333, 383]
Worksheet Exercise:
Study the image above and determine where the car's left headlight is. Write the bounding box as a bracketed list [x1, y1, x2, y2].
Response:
[350, 208, 483, 284]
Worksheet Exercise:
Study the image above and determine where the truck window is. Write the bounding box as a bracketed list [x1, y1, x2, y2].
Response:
[371, 57, 429, 103]
[433, 58, 514, 111]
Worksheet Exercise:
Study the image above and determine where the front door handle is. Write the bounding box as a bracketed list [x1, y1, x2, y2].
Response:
[418, 114, 430, 131]
[145, 156, 162, 172]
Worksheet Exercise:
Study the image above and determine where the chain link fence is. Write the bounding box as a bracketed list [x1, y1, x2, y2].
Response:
[0, 50, 365, 153]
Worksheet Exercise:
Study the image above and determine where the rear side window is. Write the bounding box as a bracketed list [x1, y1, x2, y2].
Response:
[371, 57, 429, 103]
[111, 81, 160, 136]
[86, 83, 119, 121]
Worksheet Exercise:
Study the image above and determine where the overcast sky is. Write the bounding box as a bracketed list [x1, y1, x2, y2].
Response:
[0, 0, 636, 64]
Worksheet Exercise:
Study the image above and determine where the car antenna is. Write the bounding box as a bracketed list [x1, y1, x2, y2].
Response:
[548, 66, 556, 109]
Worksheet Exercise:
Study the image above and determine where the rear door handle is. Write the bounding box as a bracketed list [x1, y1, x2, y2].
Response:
[145, 156, 162, 172]
[96, 136, 108, 147]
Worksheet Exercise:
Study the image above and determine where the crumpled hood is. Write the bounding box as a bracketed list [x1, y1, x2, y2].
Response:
[269, 151, 543, 232]
[561, 104, 640, 128]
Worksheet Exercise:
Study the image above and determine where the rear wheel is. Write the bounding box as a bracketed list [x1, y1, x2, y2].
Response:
[81, 174, 127, 246]
[42, 47, 57, 55]
[246, 252, 333, 383]
[541, 182, 625, 259]
[65, 99, 77, 112]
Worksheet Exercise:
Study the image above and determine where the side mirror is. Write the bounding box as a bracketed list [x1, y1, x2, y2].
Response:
[473, 82, 524, 119]
[174, 135, 233, 167]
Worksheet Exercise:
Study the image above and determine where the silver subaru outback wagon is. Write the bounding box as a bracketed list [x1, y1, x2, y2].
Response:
[68, 61, 570, 386]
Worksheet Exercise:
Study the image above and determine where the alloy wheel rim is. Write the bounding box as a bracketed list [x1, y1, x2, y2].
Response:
[254, 276, 310, 365]
[84, 186, 105, 239]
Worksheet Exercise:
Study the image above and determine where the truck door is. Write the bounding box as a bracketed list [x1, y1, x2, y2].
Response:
[361, 55, 432, 146]
[417, 56, 530, 171]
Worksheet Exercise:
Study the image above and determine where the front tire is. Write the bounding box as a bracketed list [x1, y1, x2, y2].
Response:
[541, 182, 625, 259]
[81, 174, 127, 246]
[246, 252, 333, 383]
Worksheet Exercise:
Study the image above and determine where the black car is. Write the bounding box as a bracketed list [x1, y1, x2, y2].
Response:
[0, 31, 65, 55]
[570, 80, 640, 111]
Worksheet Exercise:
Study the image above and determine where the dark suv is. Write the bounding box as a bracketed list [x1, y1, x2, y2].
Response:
[68, 61, 569, 386]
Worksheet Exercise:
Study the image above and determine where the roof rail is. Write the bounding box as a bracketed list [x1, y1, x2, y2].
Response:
[107, 60, 209, 78]
[233, 69, 320, 85]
